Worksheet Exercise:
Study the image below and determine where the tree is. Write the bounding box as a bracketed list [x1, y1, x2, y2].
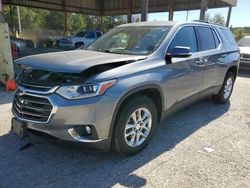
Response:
[3, 6, 126, 36]
[211, 13, 225, 25]
[203, 13, 225, 25]
[68, 13, 86, 34]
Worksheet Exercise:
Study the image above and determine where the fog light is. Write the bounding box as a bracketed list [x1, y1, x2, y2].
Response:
[85, 125, 91, 135]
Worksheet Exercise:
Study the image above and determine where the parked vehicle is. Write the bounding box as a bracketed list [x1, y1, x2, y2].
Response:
[238, 36, 250, 69]
[12, 21, 240, 155]
[10, 36, 34, 55]
[59, 30, 102, 49]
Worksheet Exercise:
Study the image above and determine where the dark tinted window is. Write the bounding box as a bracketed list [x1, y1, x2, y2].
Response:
[168, 26, 197, 52]
[96, 32, 102, 38]
[212, 29, 220, 48]
[85, 32, 96, 39]
[76, 31, 87, 37]
[220, 28, 237, 46]
[196, 27, 216, 51]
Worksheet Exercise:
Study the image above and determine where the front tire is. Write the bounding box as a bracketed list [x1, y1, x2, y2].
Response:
[112, 95, 158, 155]
[213, 72, 235, 104]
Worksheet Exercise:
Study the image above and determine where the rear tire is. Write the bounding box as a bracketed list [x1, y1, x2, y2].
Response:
[75, 42, 84, 49]
[213, 72, 235, 104]
[112, 95, 158, 155]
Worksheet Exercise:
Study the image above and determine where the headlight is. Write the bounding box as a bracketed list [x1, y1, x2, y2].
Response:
[56, 79, 117, 99]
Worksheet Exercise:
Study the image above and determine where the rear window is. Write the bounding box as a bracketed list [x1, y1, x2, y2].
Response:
[96, 32, 102, 38]
[220, 28, 237, 46]
[196, 27, 216, 51]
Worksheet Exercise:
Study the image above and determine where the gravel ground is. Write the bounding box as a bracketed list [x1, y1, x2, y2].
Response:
[0, 70, 249, 188]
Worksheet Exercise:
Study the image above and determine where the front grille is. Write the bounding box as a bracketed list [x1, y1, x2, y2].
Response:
[13, 89, 53, 123]
[242, 54, 250, 59]
[16, 78, 53, 93]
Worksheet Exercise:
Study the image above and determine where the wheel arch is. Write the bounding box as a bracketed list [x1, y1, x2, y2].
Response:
[108, 84, 165, 139]
[227, 65, 238, 80]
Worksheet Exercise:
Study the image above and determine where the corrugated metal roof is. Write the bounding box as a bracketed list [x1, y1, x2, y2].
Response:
[3, 0, 237, 15]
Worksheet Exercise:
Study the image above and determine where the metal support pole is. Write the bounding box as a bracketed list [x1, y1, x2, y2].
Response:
[168, 1, 174, 21]
[9, 4, 14, 32]
[17, 6, 21, 33]
[100, 0, 104, 32]
[186, 10, 189, 21]
[100, 16, 104, 32]
[226, 6, 232, 27]
[127, 14, 132, 23]
[64, 11, 67, 35]
[63, 0, 67, 35]
[199, 0, 208, 20]
[141, 0, 148, 22]
[127, 0, 132, 23]
[0, 0, 4, 23]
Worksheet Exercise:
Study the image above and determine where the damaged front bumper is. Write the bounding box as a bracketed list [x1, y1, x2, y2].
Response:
[12, 87, 118, 150]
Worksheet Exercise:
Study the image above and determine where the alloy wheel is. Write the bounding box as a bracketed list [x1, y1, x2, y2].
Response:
[124, 107, 152, 147]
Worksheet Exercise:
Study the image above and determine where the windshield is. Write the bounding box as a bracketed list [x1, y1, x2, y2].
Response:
[88, 26, 171, 55]
[238, 37, 250, 47]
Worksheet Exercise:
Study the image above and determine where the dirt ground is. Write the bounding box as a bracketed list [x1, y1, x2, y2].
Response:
[0, 70, 249, 188]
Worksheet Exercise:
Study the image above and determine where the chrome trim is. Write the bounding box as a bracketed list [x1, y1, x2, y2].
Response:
[68, 128, 108, 143]
[16, 83, 59, 95]
[165, 24, 223, 56]
[12, 89, 58, 124]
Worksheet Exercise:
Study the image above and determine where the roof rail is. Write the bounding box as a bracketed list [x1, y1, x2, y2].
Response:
[193, 20, 210, 23]
[192, 20, 226, 27]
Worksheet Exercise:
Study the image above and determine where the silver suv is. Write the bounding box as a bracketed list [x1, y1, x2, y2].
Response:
[12, 21, 240, 155]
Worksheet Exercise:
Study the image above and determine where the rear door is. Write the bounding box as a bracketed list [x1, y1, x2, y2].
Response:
[194, 26, 222, 91]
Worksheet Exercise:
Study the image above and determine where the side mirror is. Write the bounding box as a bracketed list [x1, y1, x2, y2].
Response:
[168, 46, 192, 58]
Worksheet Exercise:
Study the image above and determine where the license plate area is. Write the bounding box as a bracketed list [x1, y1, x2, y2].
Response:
[11, 118, 29, 138]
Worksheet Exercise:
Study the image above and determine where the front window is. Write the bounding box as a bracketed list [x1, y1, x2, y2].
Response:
[85, 32, 96, 39]
[168, 26, 197, 53]
[88, 26, 171, 55]
[238, 37, 250, 47]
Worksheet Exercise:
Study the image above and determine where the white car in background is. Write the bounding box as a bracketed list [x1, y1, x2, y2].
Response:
[238, 36, 250, 69]
[59, 30, 102, 50]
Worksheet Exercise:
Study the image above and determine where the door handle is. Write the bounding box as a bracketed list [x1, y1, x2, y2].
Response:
[221, 54, 227, 58]
[195, 59, 205, 66]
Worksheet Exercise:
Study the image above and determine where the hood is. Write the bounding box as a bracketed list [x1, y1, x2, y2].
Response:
[239, 46, 250, 54]
[16, 50, 146, 73]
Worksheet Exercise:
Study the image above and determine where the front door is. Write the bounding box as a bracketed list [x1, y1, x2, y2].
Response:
[165, 26, 204, 108]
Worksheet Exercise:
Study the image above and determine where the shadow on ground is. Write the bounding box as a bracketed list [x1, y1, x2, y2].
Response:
[0, 89, 13, 105]
[0, 97, 230, 188]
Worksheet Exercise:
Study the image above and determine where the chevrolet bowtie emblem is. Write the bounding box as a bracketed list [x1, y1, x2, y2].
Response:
[18, 91, 25, 96]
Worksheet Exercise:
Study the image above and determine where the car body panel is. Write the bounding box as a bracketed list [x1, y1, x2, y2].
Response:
[59, 31, 102, 49]
[239, 46, 250, 68]
[16, 50, 146, 73]
[12, 21, 240, 150]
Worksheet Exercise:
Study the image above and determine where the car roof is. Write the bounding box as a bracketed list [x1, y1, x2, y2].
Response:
[118, 21, 228, 29]
[118, 21, 177, 27]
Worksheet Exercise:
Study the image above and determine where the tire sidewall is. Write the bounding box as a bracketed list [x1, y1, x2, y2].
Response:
[215, 72, 235, 104]
[113, 96, 158, 155]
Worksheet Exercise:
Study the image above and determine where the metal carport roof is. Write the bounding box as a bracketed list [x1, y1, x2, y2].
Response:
[2, 0, 237, 16]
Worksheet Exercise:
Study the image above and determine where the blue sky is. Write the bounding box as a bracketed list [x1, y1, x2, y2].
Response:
[148, 0, 250, 27]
